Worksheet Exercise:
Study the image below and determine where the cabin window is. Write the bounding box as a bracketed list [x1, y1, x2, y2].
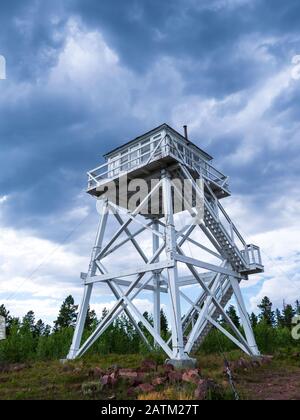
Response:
[177, 143, 184, 159]
[185, 149, 193, 166]
[108, 154, 120, 177]
[121, 150, 129, 172]
[129, 146, 140, 168]
[141, 139, 151, 163]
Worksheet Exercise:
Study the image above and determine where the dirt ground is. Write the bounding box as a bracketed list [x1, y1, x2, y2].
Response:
[236, 365, 300, 400]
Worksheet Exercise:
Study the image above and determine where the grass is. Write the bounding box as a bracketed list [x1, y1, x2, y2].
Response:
[0, 351, 299, 400]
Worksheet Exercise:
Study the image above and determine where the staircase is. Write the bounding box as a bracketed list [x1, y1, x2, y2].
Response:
[181, 274, 234, 353]
[190, 280, 233, 353]
[204, 201, 248, 272]
[185, 201, 246, 353]
[176, 163, 263, 353]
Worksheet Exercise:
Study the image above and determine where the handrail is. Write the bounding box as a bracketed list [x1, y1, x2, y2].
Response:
[217, 201, 247, 247]
[87, 133, 230, 193]
[204, 197, 249, 268]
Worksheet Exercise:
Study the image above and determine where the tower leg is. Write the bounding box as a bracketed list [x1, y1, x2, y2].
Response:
[230, 276, 260, 356]
[67, 284, 93, 359]
[67, 200, 109, 360]
[162, 173, 196, 367]
[153, 220, 161, 348]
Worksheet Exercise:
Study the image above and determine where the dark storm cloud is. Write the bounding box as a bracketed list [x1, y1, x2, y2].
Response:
[68, 0, 299, 94]
[0, 0, 68, 82]
[0, 0, 300, 241]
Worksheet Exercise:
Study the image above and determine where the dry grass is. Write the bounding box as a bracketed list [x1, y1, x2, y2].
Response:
[138, 387, 195, 400]
[0, 351, 299, 400]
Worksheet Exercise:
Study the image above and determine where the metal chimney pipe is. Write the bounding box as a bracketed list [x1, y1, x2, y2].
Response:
[183, 125, 188, 140]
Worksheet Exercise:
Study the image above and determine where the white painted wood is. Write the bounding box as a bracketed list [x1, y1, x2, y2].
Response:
[153, 220, 161, 347]
[0, 316, 6, 341]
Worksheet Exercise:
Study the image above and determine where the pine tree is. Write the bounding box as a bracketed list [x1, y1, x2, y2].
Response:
[250, 312, 258, 328]
[226, 305, 240, 328]
[276, 309, 284, 328]
[22, 311, 35, 333]
[44, 324, 51, 336]
[100, 307, 109, 321]
[295, 300, 300, 316]
[53, 296, 78, 331]
[282, 304, 295, 329]
[160, 309, 169, 336]
[258, 296, 275, 326]
[34, 319, 46, 337]
[85, 306, 98, 330]
[142, 312, 154, 326]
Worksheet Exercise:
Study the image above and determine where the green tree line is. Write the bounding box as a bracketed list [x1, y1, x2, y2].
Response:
[0, 296, 169, 363]
[201, 297, 300, 355]
[0, 295, 299, 363]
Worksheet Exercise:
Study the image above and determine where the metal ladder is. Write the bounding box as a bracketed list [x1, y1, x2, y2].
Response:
[186, 201, 246, 353]
[203, 200, 248, 272]
[190, 279, 233, 353]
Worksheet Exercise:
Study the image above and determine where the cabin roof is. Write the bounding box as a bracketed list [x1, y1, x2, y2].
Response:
[103, 123, 213, 161]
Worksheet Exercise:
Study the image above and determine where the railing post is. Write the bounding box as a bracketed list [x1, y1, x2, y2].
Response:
[230, 222, 234, 242]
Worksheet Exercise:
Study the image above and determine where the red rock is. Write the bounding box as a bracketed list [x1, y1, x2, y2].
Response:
[109, 376, 118, 386]
[119, 369, 138, 378]
[141, 359, 157, 371]
[194, 379, 209, 400]
[138, 383, 155, 393]
[168, 371, 182, 382]
[131, 380, 142, 387]
[110, 371, 119, 380]
[162, 364, 174, 373]
[152, 377, 166, 386]
[182, 369, 201, 384]
[101, 375, 110, 386]
[194, 379, 220, 400]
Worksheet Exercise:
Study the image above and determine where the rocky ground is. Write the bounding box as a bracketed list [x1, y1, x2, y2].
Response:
[0, 352, 299, 400]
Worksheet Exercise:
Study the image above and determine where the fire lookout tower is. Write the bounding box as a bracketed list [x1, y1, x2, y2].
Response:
[67, 123, 264, 367]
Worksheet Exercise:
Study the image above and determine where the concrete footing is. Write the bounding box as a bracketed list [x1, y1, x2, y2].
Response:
[165, 358, 198, 370]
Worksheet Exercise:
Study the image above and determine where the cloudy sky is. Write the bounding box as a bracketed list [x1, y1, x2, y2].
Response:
[0, 0, 300, 325]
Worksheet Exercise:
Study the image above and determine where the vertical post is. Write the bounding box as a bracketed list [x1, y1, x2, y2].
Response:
[153, 219, 161, 347]
[230, 222, 234, 242]
[162, 171, 186, 361]
[67, 200, 109, 360]
[230, 276, 260, 356]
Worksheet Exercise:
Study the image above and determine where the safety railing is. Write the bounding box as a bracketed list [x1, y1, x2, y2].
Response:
[241, 245, 263, 267]
[87, 131, 230, 193]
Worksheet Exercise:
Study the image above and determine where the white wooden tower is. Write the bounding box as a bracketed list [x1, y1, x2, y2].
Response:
[67, 124, 264, 366]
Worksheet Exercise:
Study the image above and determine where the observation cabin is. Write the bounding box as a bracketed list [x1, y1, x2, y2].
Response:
[87, 123, 231, 215]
